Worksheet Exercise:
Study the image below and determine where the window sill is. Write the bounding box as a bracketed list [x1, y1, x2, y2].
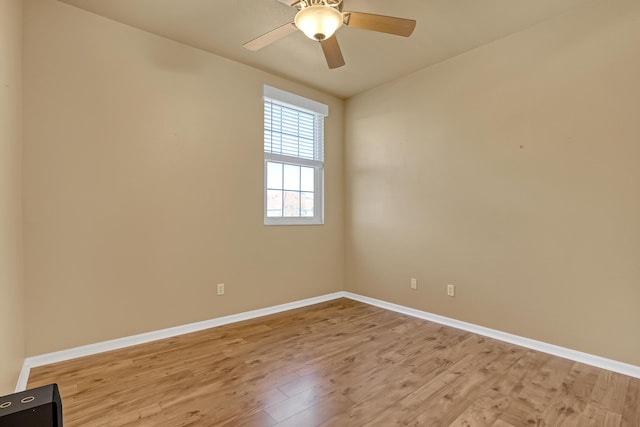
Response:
[264, 218, 324, 226]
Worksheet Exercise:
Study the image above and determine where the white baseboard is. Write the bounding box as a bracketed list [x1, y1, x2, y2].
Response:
[16, 290, 640, 392]
[15, 292, 345, 392]
[344, 292, 640, 380]
[15, 363, 31, 393]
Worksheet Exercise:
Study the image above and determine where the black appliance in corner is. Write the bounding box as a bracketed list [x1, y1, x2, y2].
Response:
[0, 384, 62, 426]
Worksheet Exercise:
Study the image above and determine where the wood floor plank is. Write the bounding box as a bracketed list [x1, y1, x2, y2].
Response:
[538, 362, 600, 426]
[410, 347, 523, 426]
[576, 369, 631, 427]
[590, 370, 630, 414]
[622, 376, 640, 426]
[448, 351, 549, 427]
[452, 392, 512, 426]
[218, 410, 277, 427]
[274, 394, 351, 427]
[26, 298, 640, 426]
[496, 354, 575, 426]
[360, 345, 503, 426]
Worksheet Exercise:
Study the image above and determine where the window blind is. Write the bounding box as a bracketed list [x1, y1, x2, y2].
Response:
[264, 99, 324, 162]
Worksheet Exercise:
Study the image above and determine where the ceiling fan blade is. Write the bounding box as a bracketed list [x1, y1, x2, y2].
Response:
[276, 0, 301, 6]
[344, 12, 416, 37]
[320, 35, 345, 69]
[243, 22, 298, 51]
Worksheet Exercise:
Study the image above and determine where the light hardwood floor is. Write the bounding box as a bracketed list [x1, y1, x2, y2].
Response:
[28, 299, 639, 426]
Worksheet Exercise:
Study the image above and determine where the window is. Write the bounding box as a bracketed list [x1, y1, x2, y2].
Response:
[263, 85, 327, 225]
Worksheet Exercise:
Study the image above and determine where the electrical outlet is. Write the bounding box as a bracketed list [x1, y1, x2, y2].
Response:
[217, 283, 225, 296]
[447, 284, 455, 297]
[410, 278, 417, 290]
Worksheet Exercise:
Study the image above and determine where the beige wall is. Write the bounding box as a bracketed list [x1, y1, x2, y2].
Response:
[19, 0, 640, 371]
[345, 0, 640, 365]
[23, 0, 344, 356]
[0, 0, 25, 394]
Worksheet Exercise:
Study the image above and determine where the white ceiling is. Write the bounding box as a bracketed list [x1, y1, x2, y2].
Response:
[57, 0, 590, 98]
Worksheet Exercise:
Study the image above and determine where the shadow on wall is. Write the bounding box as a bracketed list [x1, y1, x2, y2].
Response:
[147, 37, 209, 73]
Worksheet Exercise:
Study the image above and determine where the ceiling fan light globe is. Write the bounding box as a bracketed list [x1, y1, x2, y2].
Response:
[295, 5, 343, 41]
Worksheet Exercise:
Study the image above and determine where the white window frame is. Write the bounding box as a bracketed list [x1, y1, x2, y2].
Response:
[263, 85, 327, 226]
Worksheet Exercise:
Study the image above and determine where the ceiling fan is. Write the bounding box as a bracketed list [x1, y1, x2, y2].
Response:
[243, 0, 416, 69]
